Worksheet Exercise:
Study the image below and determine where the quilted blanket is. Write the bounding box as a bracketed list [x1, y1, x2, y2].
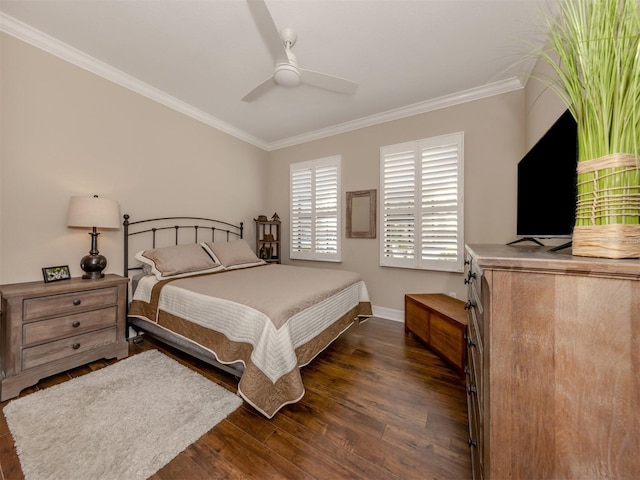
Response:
[129, 264, 372, 417]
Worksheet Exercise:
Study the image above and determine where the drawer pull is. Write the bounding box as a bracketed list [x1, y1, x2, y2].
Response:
[465, 332, 477, 348]
[73, 299, 82, 306]
[72, 343, 81, 350]
[72, 321, 80, 328]
[467, 385, 477, 395]
[464, 300, 477, 310]
[468, 437, 477, 448]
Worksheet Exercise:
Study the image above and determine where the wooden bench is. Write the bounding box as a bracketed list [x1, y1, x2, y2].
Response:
[404, 293, 467, 377]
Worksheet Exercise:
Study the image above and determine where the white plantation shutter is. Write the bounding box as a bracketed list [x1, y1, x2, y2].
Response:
[291, 168, 312, 255]
[380, 142, 418, 267]
[380, 133, 464, 272]
[290, 156, 341, 261]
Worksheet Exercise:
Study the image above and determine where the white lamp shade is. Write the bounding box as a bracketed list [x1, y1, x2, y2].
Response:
[66, 196, 121, 229]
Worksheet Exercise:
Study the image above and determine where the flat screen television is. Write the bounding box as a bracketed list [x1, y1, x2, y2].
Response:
[516, 109, 577, 239]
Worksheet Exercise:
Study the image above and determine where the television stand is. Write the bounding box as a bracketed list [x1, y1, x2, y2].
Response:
[507, 237, 544, 246]
[548, 241, 572, 252]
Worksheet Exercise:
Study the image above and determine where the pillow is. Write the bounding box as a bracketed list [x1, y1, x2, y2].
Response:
[201, 239, 265, 270]
[135, 243, 223, 280]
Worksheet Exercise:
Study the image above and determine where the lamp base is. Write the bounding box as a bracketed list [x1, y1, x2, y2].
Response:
[80, 253, 107, 280]
[82, 272, 105, 280]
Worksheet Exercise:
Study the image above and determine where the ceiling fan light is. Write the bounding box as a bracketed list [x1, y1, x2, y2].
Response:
[274, 64, 300, 87]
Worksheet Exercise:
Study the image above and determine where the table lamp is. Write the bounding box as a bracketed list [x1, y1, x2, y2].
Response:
[66, 195, 121, 279]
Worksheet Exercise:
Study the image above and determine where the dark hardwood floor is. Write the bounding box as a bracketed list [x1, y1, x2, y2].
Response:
[0, 318, 471, 479]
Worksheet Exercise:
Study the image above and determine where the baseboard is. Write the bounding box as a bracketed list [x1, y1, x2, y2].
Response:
[372, 305, 403, 323]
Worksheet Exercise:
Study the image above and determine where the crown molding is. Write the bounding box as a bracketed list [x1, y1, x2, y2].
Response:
[266, 77, 525, 151]
[2, 12, 525, 153]
[0, 13, 270, 150]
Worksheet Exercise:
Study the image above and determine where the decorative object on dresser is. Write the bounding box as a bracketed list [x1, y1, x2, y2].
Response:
[404, 293, 467, 377]
[255, 214, 281, 263]
[0, 274, 128, 401]
[532, 0, 640, 258]
[66, 195, 121, 279]
[3, 350, 242, 480]
[41, 265, 71, 283]
[464, 244, 639, 479]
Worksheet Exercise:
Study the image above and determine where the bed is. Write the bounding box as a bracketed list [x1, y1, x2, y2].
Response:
[123, 215, 372, 418]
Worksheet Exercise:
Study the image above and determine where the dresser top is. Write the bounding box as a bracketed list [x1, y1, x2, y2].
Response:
[0, 274, 127, 298]
[467, 244, 640, 278]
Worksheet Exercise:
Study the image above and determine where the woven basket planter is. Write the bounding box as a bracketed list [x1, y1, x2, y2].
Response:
[573, 153, 640, 258]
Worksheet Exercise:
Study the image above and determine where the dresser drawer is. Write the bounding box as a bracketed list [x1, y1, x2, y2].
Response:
[22, 327, 117, 370]
[23, 307, 117, 346]
[23, 287, 118, 321]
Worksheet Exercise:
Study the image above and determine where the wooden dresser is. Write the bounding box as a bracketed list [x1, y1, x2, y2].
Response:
[0, 274, 129, 401]
[464, 244, 639, 479]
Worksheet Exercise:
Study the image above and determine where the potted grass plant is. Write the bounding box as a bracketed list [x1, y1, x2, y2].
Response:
[535, 0, 640, 258]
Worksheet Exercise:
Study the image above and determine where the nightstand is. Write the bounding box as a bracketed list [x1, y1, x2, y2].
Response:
[0, 274, 129, 401]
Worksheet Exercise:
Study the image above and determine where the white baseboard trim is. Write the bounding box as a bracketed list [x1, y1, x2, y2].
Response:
[371, 305, 404, 323]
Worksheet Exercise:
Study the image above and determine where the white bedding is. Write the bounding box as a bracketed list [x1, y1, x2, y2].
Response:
[130, 265, 372, 417]
[132, 273, 369, 383]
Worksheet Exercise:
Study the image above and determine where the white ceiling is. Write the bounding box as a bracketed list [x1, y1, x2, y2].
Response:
[0, 0, 553, 150]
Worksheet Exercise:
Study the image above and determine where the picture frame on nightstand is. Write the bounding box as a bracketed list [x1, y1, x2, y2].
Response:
[42, 265, 71, 283]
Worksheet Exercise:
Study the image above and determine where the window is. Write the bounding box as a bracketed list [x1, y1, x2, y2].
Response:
[380, 132, 464, 272]
[290, 155, 341, 262]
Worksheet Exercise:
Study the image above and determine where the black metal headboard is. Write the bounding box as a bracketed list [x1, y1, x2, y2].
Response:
[123, 214, 244, 278]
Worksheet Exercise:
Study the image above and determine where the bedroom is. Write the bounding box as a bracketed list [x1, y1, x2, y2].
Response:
[0, 1, 580, 479]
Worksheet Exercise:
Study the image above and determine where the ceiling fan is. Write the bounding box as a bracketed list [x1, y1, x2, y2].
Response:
[242, 0, 358, 102]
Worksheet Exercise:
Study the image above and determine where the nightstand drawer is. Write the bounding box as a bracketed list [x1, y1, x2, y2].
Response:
[23, 287, 118, 321]
[23, 307, 117, 346]
[22, 327, 117, 370]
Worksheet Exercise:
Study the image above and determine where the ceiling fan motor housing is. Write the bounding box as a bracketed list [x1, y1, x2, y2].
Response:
[274, 38, 300, 87]
[274, 63, 300, 87]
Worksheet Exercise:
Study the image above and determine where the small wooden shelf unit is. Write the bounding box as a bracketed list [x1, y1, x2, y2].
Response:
[255, 218, 281, 264]
[404, 293, 467, 376]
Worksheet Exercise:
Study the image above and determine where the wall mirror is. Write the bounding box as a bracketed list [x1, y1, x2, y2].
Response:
[346, 189, 376, 238]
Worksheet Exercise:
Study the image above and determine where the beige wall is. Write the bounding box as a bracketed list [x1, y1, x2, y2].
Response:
[266, 91, 526, 314]
[524, 56, 567, 149]
[0, 33, 268, 284]
[1, 32, 565, 317]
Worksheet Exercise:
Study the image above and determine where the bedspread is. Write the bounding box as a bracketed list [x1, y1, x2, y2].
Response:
[128, 264, 372, 417]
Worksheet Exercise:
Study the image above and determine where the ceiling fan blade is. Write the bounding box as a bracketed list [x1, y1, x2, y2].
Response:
[247, 0, 288, 65]
[300, 69, 358, 95]
[242, 76, 277, 102]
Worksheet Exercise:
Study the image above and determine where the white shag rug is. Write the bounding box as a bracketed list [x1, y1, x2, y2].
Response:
[3, 349, 242, 480]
